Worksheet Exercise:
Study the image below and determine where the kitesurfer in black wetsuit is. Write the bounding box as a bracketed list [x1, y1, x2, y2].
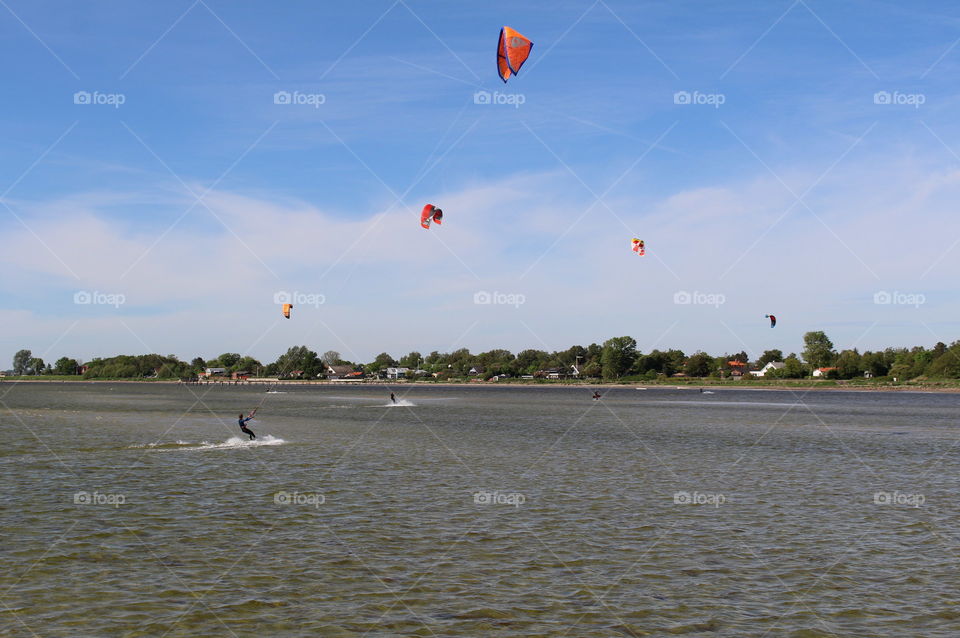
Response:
[592, 391, 601, 400]
[238, 413, 256, 440]
[390, 392, 396, 404]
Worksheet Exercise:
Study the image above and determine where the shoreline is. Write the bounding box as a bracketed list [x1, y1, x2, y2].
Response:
[3, 378, 960, 393]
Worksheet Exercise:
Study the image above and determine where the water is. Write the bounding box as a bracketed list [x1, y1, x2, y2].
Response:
[2, 382, 960, 636]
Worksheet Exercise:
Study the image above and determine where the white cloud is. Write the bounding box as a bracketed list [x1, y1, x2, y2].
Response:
[1, 156, 958, 366]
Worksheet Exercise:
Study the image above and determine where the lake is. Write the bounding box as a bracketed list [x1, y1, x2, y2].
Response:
[2, 382, 959, 636]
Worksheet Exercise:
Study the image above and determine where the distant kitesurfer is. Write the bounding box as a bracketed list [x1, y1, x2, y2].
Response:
[390, 392, 396, 404]
[592, 391, 601, 400]
[238, 411, 256, 440]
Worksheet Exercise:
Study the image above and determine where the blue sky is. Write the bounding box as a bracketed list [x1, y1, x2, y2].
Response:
[2, 0, 959, 366]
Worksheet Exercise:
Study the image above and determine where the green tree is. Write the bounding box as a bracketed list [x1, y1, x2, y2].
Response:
[757, 349, 784, 366]
[399, 351, 423, 368]
[367, 352, 397, 374]
[861, 351, 889, 377]
[235, 356, 262, 374]
[190, 357, 206, 371]
[53, 357, 80, 375]
[215, 353, 242, 369]
[923, 343, 960, 378]
[28, 358, 45, 375]
[782, 354, 806, 378]
[684, 352, 714, 377]
[476, 349, 514, 375]
[512, 349, 549, 376]
[273, 346, 322, 378]
[12, 349, 31, 375]
[582, 361, 602, 378]
[835, 349, 863, 379]
[601, 336, 637, 380]
[802, 331, 835, 368]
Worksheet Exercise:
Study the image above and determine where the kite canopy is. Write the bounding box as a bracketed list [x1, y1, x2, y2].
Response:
[765, 314, 776, 328]
[282, 303, 293, 319]
[631, 238, 645, 256]
[420, 204, 443, 229]
[498, 26, 533, 83]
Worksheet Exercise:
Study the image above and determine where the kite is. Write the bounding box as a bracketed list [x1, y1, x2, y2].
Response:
[498, 27, 533, 83]
[420, 204, 443, 229]
[282, 303, 293, 319]
[631, 238, 645, 256]
[765, 314, 776, 328]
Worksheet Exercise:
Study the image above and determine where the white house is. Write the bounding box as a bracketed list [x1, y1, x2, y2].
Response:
[203, 367, 227, 377]
[812, 367, 837, 377]
[751, 362, 785, 377]
[385, 367, 410, 379]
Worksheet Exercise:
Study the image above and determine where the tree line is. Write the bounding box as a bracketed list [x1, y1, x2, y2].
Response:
[9, 331, 960, 381]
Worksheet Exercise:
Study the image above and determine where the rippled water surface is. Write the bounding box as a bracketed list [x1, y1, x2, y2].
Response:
[3, 382, 960, 636]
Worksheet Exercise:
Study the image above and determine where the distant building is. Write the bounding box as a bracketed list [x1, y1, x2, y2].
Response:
[203, 367, 227, 377]
[468, 366, 485, 376]
[751, 362, 785, 377]
[326, 365, 362, 380]
[232, 370, 250, 380]
[812, 367, 837, 377]
[726, 360, 747, 378]
[385, 367, 409, 379]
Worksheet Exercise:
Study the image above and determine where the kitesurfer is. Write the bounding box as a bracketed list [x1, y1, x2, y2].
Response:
[592, 391, 601, 400]
[390, 392, 396, 404]
[238, 412, 256, 440]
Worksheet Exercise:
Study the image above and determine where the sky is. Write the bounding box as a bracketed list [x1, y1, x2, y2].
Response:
[1, 0, 959, 367]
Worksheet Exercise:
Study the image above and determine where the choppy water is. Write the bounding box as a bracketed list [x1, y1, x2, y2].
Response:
[2, 382, 960, 636]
